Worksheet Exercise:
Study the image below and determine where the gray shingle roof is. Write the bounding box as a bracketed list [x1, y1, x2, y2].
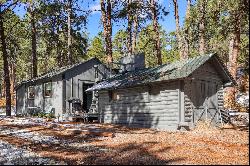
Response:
[87, 53, 235, 91]
[15, 58, 100, 90]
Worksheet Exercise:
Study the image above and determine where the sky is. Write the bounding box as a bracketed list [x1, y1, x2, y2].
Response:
[13, 0, 188, 39]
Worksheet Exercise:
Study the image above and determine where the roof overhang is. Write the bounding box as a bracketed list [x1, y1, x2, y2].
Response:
[86, 53, 238, 92]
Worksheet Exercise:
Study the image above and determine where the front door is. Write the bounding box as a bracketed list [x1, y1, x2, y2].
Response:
[82, 84, 93, 112]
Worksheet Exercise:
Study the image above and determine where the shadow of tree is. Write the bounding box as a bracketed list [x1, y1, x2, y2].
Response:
[0, 130, 185, 165]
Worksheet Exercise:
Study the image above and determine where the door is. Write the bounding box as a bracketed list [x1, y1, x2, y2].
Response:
[193, 80, 219, 123]
[82, 84, 93, 111]
[192, 80, 207, 109]
[207, 81, 218, 109]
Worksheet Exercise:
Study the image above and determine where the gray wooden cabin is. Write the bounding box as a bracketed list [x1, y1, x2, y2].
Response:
[87, 53, 236, 131]
[15, 58, 109, 117]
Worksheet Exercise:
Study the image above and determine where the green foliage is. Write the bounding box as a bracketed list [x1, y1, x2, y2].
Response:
[1, 0, 90, 85]
[0, 0, 249, 88]
[113, 30, 128, 61]
[137, 24, 169, 67]
[36, 112, 55, 119]
[87, 32, 106, 63]
[187, 0, 249, 60]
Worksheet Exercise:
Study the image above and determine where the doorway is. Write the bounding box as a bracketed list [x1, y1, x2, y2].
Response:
[192, 80, 219, 123]
[82, 84, 93, 112]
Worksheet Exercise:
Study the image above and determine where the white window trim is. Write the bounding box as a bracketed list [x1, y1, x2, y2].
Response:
[44, 82, 52, 98]
[28, 86, 35, 99]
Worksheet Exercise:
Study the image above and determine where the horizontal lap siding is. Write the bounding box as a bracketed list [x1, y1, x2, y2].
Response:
[217, 86, 224, 110]
[184, 61, 224, 126]
[98, 82, 180, 130]
[184, 80, 193, 123]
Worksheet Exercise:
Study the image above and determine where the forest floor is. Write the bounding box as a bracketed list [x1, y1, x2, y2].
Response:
[0, 116, 249, 165]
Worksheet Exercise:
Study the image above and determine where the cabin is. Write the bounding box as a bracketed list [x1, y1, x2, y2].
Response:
[87, 53, 236, 131]
[15, 58, 109, 118]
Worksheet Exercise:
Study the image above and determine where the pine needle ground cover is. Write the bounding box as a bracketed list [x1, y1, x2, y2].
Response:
[0, 117, 248, 165]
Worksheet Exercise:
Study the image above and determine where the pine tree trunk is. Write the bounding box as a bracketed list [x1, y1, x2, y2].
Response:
[0, 14, 12, 116]
[67, 0, 72, 65]
[224, 14, 241, 109]
[173, 0, 184, 60]
[132, 14, 138, 53]
[182, 0, 191, 59]
[151, 0, 162, 65]
[106, 0, 113, 63]
[101, 0, 113, 64]
[100, 0, 108, 61]
[30, 2, 37, 78]
[56, 15, 62, 67]
[127, 0, 133, 55]
[198, 0, 206, 55]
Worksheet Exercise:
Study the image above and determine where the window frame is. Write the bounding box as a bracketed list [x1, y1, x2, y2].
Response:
[28, 86, 35, 99]
[43, 82, 53, 98]
[108, 90, 120, 102]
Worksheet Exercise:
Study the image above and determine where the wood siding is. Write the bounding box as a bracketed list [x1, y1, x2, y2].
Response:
[98, 82, 180, 131]
[64, 63, 109, 111]
[16, 59, 109, 115]
[16, 76, 63, 116]
[16, 84, 26, 114]
[217, 86, 224, 110]
[184, 60, 224, 126]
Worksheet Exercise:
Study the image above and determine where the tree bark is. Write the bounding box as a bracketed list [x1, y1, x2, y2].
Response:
[106, 0, 113, 63]
[132, 14, 138, 53]
[151, 0, 162, 65]
[100, 0, 113, 64]
[30, 2, 38, 78]
[224, 14, 241, 109]
[127, 0, 133, 55]
[198, 0, 206, 55]
[0, 14, 12, 116]
[182, 0, 191, 59]
[173, 0, 184, 60]
[55, 14, 62, 67]
[67, 0, 73, 65]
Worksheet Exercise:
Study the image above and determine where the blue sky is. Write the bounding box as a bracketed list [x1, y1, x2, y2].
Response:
[13, 0, 188, 39]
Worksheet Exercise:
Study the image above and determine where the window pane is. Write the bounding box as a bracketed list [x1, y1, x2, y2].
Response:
[44, 82, 52, 97]
[45, 82, 52, 90]
[28, 86, 35, 99]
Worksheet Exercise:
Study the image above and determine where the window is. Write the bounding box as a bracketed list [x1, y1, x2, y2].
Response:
[28, 86, 35, 99]
[44, 82, 52, 97]
[109, 90, 120, 101]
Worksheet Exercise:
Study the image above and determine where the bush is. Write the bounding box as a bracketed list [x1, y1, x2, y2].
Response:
[37, 112, 47, 118]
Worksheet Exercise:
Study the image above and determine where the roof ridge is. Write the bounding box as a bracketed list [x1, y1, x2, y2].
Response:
[15, 58, 98, 89]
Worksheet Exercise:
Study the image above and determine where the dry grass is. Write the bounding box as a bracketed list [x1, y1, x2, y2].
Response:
[0, 118, 249, 165]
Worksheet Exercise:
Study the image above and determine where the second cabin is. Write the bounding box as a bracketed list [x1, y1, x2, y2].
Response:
[88, 53, 236, 131]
